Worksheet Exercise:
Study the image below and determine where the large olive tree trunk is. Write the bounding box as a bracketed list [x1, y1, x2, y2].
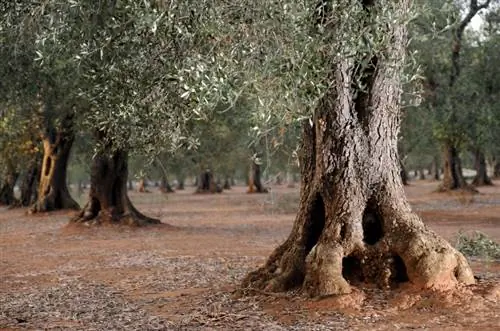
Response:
[72, 146, 160, 226]
[472, 149, 492, 186]
[243, 0, 473, 297]
[30, 121, 79, 213]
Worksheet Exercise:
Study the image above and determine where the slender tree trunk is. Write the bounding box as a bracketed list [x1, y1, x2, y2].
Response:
[20, 154, 42, 207]
[72, 146, 160, 226]
[243, 0, 473, 296]
[247, 161, 268, 193]
[438, 144, 475, 192]
[419, 168, 426, 180]
[0, 164, 19, 206]
[472, 149, 492, 186]
[30, 121, 79, 213]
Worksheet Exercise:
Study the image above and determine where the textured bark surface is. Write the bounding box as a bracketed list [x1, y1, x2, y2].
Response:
[247, 161, 268, 193]
[72, 148, 160, 226]
[30, 120, 79, 213]
[242, 0, 474, 297]
[472, 150, 492, 186]
[20, 154, 42, 207]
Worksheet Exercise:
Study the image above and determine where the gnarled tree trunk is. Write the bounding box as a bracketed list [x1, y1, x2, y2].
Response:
[20, 153, 42, 207]
[30, 122, 79, 213]
[243, 0, 473, 296]
[472, 149, 492, 186]
[72, 147, 160, 226]
[438, 144, 475, 192]
[247, 161, 268, 193]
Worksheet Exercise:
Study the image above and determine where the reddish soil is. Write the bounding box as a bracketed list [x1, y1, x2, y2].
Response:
[0, 180, 499, 330]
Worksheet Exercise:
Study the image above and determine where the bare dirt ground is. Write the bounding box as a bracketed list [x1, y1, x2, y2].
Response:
[1, 180, 499, 330]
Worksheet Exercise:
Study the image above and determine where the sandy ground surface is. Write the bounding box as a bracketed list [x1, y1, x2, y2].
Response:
[0, 180, 499, 330]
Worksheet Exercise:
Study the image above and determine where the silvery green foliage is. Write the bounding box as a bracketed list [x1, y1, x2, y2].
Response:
[2, 0, 416, 158]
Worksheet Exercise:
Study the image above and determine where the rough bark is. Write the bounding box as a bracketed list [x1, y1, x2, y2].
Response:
[247, 161, 268, 193]
[20, 154, 42, 207]
[242, 0, 474, 296]
[72, 147, 160, 226]
[472, 149, 493, 186]
[30, 118, 79, 213]
[438, 144, 476, 192]
[0, 164, 19, 206]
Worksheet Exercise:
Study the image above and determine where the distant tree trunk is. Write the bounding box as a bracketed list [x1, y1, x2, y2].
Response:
[472, 149, 492, 186]
[196, 170, 221, 193]
[137, 178, 150, 193]
[275, 173, 283, 185]
[248, 161, 268, 193]
[494, 161, 500, 178]
[176, 177, 185, 190]
[431, 156, 440, 181]
[0, 164, 19, 206]
[72, 141, 160, 226]
[30, 117, 79, 213]
[128, 180, 133, 190]
[286, 171, 295, 188]
[20, 154, 42, 206]
[160, 176, 174, 193]
[419, 168, 426, 180]
[223, 176, 231, 190]
[243, 0, 473, 296]
[400, 160, 409, 186]
[438, 144, 475, 192]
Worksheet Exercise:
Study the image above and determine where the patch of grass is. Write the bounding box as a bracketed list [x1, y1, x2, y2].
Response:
[455, 230, 500, 260]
